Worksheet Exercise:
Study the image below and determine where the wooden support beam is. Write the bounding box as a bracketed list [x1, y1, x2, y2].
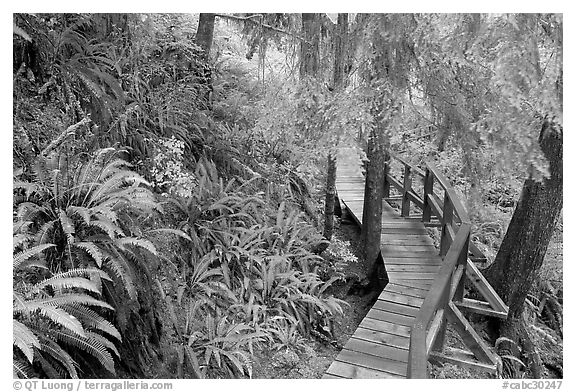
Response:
[445, 301, 498, 365]
[454, 298, 508, 319]
[426, 309, 445, 356]
[466, 258, 509, 314]
[429, 347, 498, 374]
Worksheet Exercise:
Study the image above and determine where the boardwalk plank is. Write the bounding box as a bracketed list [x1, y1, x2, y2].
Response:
[366, 308, 415, 327]
[344, 337, 409, 363]
[386, 264, 441, 273]
[383, 284, 430, 299]
[358, 319, 412, 339]
[373, 299, 420, 317]
[378, 291, 425, 307]
[337, 349, 408, 376]
[326, 361, 403, 379]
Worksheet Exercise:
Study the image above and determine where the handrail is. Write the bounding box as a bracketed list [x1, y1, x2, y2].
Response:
[382, 150, 475, 378]
[425, 164, 469, 224]
[407, 223, 471, 378]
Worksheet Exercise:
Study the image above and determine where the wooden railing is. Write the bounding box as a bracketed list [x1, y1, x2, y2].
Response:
[382, 151, 507, 378]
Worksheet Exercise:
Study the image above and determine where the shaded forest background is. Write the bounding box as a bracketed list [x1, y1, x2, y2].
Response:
[11, 13, 562, 379]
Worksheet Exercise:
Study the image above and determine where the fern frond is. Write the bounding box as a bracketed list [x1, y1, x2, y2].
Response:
[14, 180, 45, 199]
[24, 294, 114, 312]
[116, 237, 157, 256]
[13, 320, 40, 363]
[13, 233, 33, 252]
[102, 256, 137, 300]
[29, 304, 85, 336]
[42, 267, 112, 282]
[87, 218, 121, 239]
[34, 220, 57, 245]
[67, 206, 91, 225]
[58, 209, 76, 244]
[99, 156, 131, 181]
[88, 170, 149, 206]
[61, 304, 121, 341]
[54, 330, 116, 374]
[148, 228, 192, 241]
[13, 243, 56, 269]
[13, 357, 33, 379]
[33, 351, 63, 378]
[86, 331, 120, 358]
[73, 242, 104, 267]
[15, 202, 44, 227]
[33, 276, 100, 295]
[38, 336, 79, 378]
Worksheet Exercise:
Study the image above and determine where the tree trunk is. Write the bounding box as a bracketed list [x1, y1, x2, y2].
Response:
[300, 13, 320, 78]
[362, 127, 388, 290]
[485, 120, 562, 378]
[323, 153, 337, 242]
[195, 13, 215, 58]
[323, 14, 348, 244]
[484, 121, 562, 319]
[332, 13, 348, 88]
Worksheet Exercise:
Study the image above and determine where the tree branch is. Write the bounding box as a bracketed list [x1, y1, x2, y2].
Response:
[214, 13, 311, 44]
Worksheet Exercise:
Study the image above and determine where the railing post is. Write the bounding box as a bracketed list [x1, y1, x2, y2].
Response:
[422, 168, 433, 223]
[453, 230, 470, 302]
[401, 165, 412, 217]
[383, 151, 390, 198]
[431, 283, 450, 353]
[440, 192, 454, 257]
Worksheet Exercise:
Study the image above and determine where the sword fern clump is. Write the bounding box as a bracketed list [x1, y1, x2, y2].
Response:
[13, 147, 162, 377]
[13, 239, 120, 378]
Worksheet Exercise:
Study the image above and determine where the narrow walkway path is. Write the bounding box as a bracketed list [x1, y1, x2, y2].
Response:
[324, 148, 442, 379]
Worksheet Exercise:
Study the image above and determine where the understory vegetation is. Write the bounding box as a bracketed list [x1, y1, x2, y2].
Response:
[13, 13, 562, 379]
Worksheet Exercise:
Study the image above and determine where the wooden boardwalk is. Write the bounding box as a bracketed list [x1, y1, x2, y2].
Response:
[324, 149, 442, 379]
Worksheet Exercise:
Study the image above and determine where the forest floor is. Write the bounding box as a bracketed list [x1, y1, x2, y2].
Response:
[251, 211, 564, 379]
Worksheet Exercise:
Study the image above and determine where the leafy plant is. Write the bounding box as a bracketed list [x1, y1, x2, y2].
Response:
[14, 147, 164, 375]
[13, 238, 120, 378]
[495, 336, 526, 379]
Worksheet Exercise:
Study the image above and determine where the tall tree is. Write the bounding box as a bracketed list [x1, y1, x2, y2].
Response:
[484, 120, 562, 377]
[358, 14, 413, 290]
[300, 13, 320, 78]
[482, 17, 563, 378]
[195, 13, 215, 58]
[411, 14, 563, 376]
[323, 13, 348, 242]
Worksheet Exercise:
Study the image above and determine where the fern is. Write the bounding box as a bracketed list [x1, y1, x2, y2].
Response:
[13, 320, 40, 363]
[54, 330, 116, 374]
[32, 276, 100, 295]
[38, 337, 79, 378]
[61, 304, 121, 341]
[13, 243, 55, 269]
[73, 242, 104, 267]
